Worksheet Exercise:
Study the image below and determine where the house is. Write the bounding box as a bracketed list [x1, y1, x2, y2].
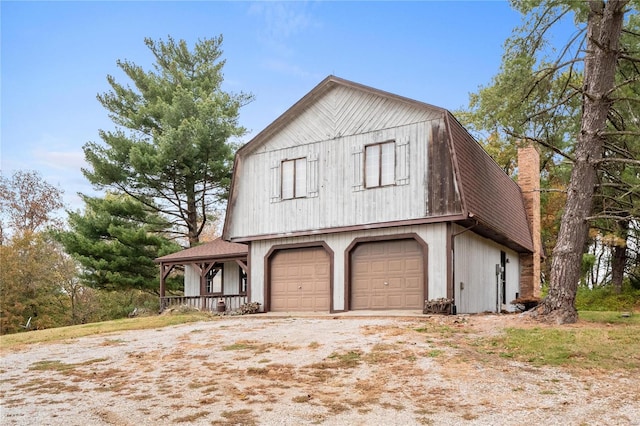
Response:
[160, 75, 541, 314]
[156, 238, 248, 312]
[220, 76, 541, 314]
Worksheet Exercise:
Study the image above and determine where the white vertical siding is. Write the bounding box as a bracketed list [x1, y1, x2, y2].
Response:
[184, 265, 199, 297]
[453, 228, 520, 314]
[250, 85, 440, 154]
[249, 223, 449, 311]
[230, 120, 437, 239]
[226, 83, 455, 241]
[223, 261, 240, 295]
[184, 262, 242, 297]
[505, 255, 521, 312]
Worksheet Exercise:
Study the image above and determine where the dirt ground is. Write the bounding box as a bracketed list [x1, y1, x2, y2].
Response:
[1, 314, 639, 425]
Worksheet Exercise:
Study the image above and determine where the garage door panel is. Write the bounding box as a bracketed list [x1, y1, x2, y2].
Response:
[371, 262, 385, 274]
[371, 280, 387, 290]
[388, 244, 403, 255]
[405, 294, 422, 306]
[351, 239, 424, 310]
[370, 295, 387, 309]
[405, 277, 420, 289]
[353, 279, 369, 290]
[387, 295, 404, 308]
[270, 247, 330, 312]
[352, 294, 368, 306]
[287, 297, 302, 310]
[353, 263, 370, 274]
[315, 264, 329, 275]
[299, 265, 316, 277]
[312, 281, 327, 292]
[301, 250, 320, 262]
[388, 260, 403, 272]
[387, 278, 402, 289]
[405, 258, 421, 272]
[299, 298, 314, 310]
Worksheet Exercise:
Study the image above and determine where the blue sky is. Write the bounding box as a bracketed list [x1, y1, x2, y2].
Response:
[1, 1, 573, 212]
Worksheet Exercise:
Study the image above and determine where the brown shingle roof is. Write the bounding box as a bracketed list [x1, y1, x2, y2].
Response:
[155, 239, 247, 263]
[446, 113, 534, 252]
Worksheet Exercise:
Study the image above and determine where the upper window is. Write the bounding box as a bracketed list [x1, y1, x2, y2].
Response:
[281, 158, 307, 199]
[365, 141, 395, 188]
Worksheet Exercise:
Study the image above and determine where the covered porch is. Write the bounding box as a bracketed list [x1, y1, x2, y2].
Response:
[155, 239, 249, 313]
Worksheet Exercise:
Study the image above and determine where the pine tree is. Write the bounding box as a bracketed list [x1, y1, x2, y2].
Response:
[83, 36, 253, 246]
[55, 194, 182, 293]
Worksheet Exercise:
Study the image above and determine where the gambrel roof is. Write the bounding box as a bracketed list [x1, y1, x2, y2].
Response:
[224, 76, 534, 253]
[445, 112, 534, 252]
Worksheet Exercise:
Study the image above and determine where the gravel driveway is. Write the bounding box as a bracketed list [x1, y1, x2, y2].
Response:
[1, 314, 638, 425]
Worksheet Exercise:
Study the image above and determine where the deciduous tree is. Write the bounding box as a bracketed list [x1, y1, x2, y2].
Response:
[459, 1, 639, 323]
[0, 170, 64, 243]
[0, 171, 72, 333]
[0, 232, 74, 333]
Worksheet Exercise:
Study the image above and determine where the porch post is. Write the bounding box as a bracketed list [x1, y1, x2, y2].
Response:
[199, 262, 207, 310]
[159, 263, 166, 297]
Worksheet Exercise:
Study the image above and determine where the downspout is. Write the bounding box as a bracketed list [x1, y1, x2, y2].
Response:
[450, 214, 478, 315]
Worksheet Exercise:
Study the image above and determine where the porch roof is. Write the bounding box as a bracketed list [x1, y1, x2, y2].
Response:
[155, 238, 248, 264]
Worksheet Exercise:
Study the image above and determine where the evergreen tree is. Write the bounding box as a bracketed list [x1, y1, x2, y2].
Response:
[55, 194, 182, 293]
[83, 36, 253, 246]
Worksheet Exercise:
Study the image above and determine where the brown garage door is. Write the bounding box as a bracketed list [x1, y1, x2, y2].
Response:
[270, 247, 330, 312]
[351, 239, 424, 310]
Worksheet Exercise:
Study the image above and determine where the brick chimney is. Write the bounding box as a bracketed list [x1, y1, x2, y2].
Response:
[517, 143, 541, 298]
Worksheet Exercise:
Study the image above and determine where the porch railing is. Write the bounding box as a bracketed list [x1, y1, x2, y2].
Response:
[160, 295, 248, 313]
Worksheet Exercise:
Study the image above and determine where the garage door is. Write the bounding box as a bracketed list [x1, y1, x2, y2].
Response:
[351, 239, 424, 310]
[270, 247, 330, 312]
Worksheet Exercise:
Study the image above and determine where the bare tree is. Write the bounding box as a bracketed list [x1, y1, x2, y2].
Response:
[0, 170, 64, 239]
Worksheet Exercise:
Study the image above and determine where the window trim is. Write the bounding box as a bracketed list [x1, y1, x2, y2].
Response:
[364, 140, 396, 188]
[281, 157, 307, 199]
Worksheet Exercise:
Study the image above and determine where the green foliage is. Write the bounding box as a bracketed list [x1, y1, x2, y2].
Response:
[93, 289, 160, 320]
[580, 253, 597, 285]
[83, 35, 253, 246]
[0, 172, 104, 334]
[0, 232, 75, 334]
[455, 4, 584, 273]
[575, 283, 640, 312]
[54, 193, 182, 293]
[459, 2, 640, 318]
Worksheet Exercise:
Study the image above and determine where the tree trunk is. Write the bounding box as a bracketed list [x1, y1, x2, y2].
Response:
[536, 1, 627, 324]
[186, 179, 200, 247]
[187, 192, 199, 248]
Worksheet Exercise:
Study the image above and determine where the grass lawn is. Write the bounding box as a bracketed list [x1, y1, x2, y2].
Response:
[476, 311, 639, 371]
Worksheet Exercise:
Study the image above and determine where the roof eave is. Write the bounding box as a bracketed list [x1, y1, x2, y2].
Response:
[155, 252, 247, 265]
